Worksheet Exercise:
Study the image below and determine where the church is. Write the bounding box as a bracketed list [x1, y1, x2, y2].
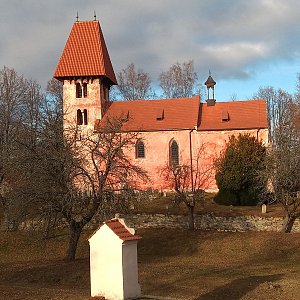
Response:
[54, 19, 268, 192]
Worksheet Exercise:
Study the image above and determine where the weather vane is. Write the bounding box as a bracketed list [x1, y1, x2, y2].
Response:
[76, 12, 79, 22]
[94, 11, 97, 21]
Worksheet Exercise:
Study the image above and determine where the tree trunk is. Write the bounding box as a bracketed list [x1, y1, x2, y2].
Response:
[65, 222, 83, 261]
[187, 206, 195, 231]
[282, 212, 297, 233]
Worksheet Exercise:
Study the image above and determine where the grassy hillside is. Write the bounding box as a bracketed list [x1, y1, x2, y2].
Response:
[0, 228, 299, 299]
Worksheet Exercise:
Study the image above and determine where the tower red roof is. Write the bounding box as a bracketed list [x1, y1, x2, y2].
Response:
[54, 20, 117, 84]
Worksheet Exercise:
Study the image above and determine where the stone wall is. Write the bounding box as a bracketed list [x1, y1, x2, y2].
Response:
[16, 212, 300, 233]
[122, 213, 300, 233]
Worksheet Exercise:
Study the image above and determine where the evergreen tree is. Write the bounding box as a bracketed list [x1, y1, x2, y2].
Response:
[214, 134, 266, 206]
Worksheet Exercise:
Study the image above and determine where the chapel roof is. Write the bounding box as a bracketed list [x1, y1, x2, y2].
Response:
[89, 218, 141, 242]
[54, 20, 117, 84]
[95, 96, 200, 132]
[197, 99, 268, 131]
[105, 219, 141, 241]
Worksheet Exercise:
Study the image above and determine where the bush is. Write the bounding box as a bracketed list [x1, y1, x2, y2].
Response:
[214, 190, 239, 206]
[214, 134, 266, 206]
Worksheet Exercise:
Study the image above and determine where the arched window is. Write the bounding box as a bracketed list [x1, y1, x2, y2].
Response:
[83, 83, 88, 98]
[83, 109, 88, 125]
[77, 109, 83, 125]
[76, 83, 82, 98]
[170, 140, 179, 166]
[136, 140, 145, 158]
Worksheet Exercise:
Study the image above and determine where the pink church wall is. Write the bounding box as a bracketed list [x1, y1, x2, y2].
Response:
[125, 128, 268, 192]
[125, 130, 192, 191]
[191, 128, 268, 191]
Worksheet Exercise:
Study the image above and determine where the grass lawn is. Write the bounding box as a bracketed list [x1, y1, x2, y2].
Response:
[0, 228, 299, 299]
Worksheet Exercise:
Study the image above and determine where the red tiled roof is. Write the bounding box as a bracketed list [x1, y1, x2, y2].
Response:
[89, 219, 141, 242]
[96, 96, 200, 132]
[198, 99, 268, 131]
[105, 219, 141, 241]
[96, 97, 267, 132]
[54, 21, 117, 84]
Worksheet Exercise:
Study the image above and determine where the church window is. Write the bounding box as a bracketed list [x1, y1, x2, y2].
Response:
[76, 83, 82, 98]
[83, 109, 88, 125]
[136, 140, 145, 158]
[170, 140, 179, 166]
[103, 86, 107, 100]
[77, 109, 83, 125]
[83, 83, 88, 98]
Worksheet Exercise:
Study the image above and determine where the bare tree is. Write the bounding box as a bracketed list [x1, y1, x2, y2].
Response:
[0, 66, 26, 181]
[0, 69, 147, 259]
[46, 78, 63, 104]
[112, 63, 154, 100]
[159, 60, 201, 99]
[16, 79, 64, 236]
[42, 78, 64, 146]
[0, 67, 34, 229]
[253, 86, 292, 144]
[263, 139, 300, 233]
[294, 73, 300, 104]
[230, 93, 237, 101]
[163, 144, 215, 230]
[253, 84, 300, 232]
[261, 102, 300, 232]
[29, 116, 147, 261]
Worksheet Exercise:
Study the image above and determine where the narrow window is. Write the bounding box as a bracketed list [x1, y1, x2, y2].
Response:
[83, 83, 88, 98]
[83, 109, 88, 125]
[103, 86, 107, 100]
[76, 83, 82, 98]
[170, 140, 179, 166]
[136, 140, 145, 158]
[77, 109, 83, 125]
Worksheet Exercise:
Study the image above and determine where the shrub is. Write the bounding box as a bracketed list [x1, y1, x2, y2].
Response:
[214, 189, 239, 206]
[214, 134, 266, 206]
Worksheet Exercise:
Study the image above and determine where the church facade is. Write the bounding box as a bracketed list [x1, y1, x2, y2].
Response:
[54, 20, 268, 192]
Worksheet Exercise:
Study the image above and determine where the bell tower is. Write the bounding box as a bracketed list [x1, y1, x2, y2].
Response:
[54, 19, 117, 132]
[204, 71, 216, 106]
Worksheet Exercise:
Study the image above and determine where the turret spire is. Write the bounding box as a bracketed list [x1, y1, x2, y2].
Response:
[204, 71, 216, 106]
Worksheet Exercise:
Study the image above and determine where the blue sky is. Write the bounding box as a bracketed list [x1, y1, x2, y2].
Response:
[217, 59, 300, 101]
[1, 0, 300, 101]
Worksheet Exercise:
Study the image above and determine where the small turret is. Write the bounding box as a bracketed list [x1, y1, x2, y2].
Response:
[205, 71, 216, 106]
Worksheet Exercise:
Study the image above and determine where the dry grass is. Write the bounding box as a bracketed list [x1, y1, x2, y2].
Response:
[133, 193, 284, 217]
[138, 229, 300, 299]
[0, 228, 300, 299]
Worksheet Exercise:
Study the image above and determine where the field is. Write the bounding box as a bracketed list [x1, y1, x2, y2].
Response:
[0, 227, 300, 300]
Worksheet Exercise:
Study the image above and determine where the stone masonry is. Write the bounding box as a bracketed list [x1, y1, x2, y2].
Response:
[121, 213, 300, 233]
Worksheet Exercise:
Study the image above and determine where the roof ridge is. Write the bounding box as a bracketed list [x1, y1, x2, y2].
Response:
[206, 99, 266, 104]
[111, 95, 200, 104]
